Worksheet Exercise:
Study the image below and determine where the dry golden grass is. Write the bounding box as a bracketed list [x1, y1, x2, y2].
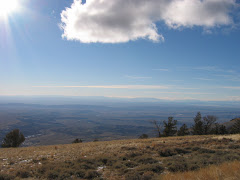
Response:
[213, 134, 240, 141]
[162, 161, 240, 180]
[0, 134, 239, 179]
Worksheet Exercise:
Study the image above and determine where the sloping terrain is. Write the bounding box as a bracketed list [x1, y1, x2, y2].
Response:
[0, 134, 240, 180]
[223, 118, 240, 129]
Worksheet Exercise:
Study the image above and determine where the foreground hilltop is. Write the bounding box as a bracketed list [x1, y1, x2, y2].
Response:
[0, 135, 240, 180]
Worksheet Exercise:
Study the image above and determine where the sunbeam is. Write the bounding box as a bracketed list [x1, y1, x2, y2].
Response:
[0, 0, 19, 19]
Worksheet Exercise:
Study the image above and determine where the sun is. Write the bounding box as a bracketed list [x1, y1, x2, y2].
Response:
[0, 0, 19, 18]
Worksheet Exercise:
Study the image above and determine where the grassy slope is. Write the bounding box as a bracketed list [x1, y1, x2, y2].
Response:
[0, 134, 240, 179]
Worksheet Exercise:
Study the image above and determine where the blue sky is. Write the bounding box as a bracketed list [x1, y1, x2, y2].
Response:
[0, 0, 240, 101]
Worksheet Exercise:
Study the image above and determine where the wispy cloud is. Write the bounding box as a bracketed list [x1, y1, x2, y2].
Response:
[194, 66, 240, 82]
[194, 66, 235, 73]
[227, 96, 240, 101]
[151, 92, 215, 95]
[223, 86, 240, 90]
[194, 78, 214, 81]
[153, 68, 169, 72]
[215, 74, 240, 82]
[177, 87, 199, 90]
[33, 85, 169, 89]
[125, 75, 152, 80]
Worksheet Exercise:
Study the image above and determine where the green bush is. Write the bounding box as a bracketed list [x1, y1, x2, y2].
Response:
[137, 164, 164, 173]
[0, 174, 14, 180]
[1, 129, 25, 148]
[84, 170, 100, 179]
[16, 170, 31, 178]
[139, 134, 149, 139]
[198, 148, 216, 154]
[159, 149, 176, 157]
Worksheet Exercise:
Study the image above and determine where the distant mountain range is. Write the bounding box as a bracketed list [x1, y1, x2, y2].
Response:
[1, 95, 240, 108]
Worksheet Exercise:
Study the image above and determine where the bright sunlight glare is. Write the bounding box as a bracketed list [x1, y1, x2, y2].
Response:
[0, 0, 19, 18]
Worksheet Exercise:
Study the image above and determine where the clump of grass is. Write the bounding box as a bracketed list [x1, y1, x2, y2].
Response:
[197, 148, 216, 154]
[121, 146, 137, 151]
[16, 170, 32, 178]
[137, 163, 164, 173]
[228, 144, 240, 149]
[161, 161, 240, 180]
[84, 170, 100, 179]
[159, 148, 177, 157]
[0, 174, 15, 180]
[159, 148, 190, 157]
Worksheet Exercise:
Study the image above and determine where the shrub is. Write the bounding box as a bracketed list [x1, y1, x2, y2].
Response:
[75, 170, 85, 178]
[125, 161, 138, 168]
[121, 146, 137, 151]
[228, 145, 240, 149]
[168, 162, 188, 172]
[159, 149, 176, 157]
[1, 129, 25, 148]
[137, 164, 164, 173]
[125, 171, 156, 180]
[47, 171, 59, 179]
[72, 138, 82, 143]
[198, 148, 216, 154]
[16, 170, 31, 178]
[125, 171, 142, 180]
[191, 147, 200, 151]
[84, 170, 100, 179]
[139, 134, 149, 139]
[0, 174, 14, 180]
[136, 156, 158, 164]
[174, 148, 191, 154]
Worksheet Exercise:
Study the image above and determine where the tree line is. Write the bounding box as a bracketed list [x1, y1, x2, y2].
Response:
[149, 112, 240, 138]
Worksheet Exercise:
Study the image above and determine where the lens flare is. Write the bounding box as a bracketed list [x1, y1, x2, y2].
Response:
[0, 0, 19, 18]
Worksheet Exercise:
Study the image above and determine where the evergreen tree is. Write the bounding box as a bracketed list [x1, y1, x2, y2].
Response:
[1, 129, 25, 148]
[72, 138, 83, 143]
[177, 124, 189, 136]
[163, 117, 177, 137]
[192, 112, 203, 135]
[230, 119, 240, 134]
[139, 134, 148, 139]
[219, 125, 228, 135]
[202, 115, 217, 134]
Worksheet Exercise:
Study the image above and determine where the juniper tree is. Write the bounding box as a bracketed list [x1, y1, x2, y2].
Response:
[1, 129, 25, 148]
[177, 124, 189, 136]
[192, 112, 203, 135]
[211, 123, 228, 135]
[202, 115, 217, 134]
[72, 138, 83, 143]
[139, 134, 148, 139]
[230, 119, 240, 134]
[163, 117, 177, 137]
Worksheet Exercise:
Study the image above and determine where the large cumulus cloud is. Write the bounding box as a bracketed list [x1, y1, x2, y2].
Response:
[60, 0, 237, 43]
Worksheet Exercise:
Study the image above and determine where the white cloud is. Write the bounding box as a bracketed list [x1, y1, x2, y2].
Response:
[153, 69, 169, 71]
[194, 78, 214, 81]
[125, 75, 152, 80]
[33, 85, 169, 89]
[60, 0, 237, 43]
[223, 86, 240, 90]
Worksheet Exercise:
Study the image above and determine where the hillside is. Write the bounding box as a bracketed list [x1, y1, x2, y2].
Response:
[0, 134, 240, 180]
[223, 118, 240, 129]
